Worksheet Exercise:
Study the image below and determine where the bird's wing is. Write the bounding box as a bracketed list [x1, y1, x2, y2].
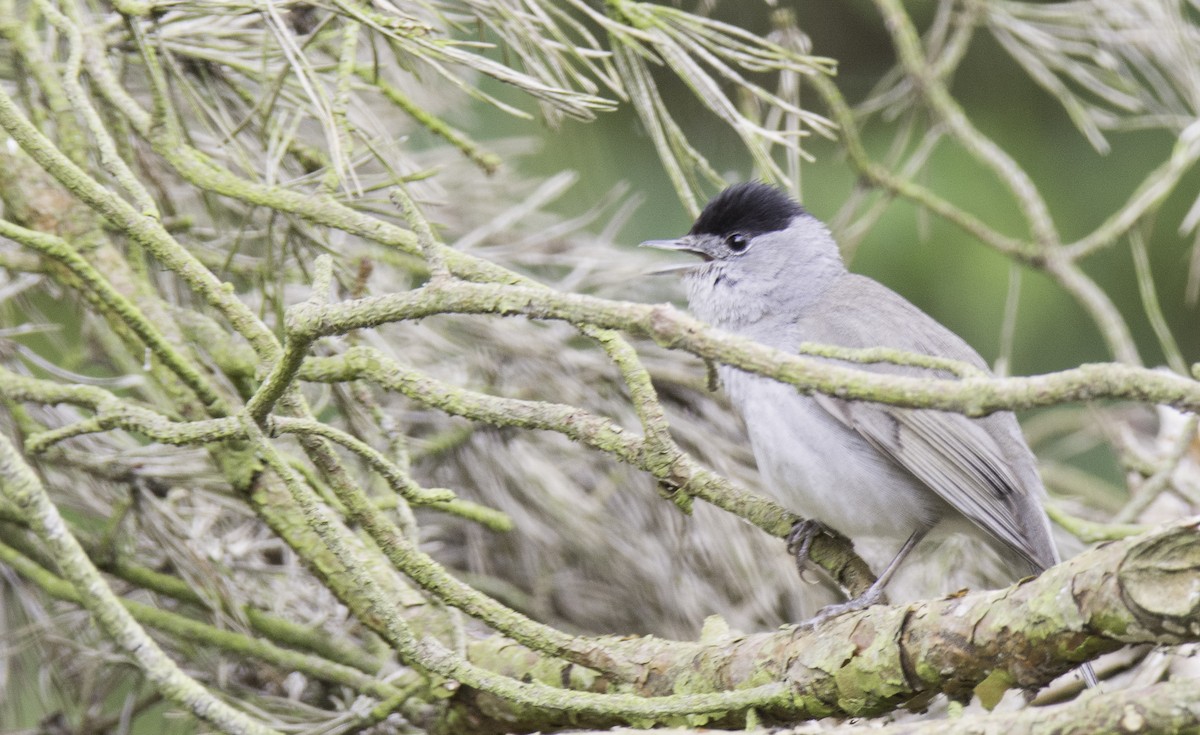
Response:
[791, 274, 1055, 571]
[811, 394, 1046, 570]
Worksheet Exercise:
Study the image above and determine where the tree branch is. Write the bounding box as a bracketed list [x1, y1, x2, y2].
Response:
[442, 520, 1199, 731]
[286, 280, 1200, 414]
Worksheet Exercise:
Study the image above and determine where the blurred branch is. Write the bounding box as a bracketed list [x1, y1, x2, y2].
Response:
[1115, 414, 1200, 523]
[824, 0, 1200, 367]
[808, 71, 1035, 261]
[874, 0, 1060, 249]
[1066, 123, 1200, 259]
[0, 526, 405, 701]
[1044, 503, 1146, 543]
[0, 217, 226, 411]
[595, 0, 837, 212]
[0, 432, 285, 735]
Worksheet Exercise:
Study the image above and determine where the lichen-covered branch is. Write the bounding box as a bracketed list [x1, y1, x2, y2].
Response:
[433, 520, 1200, 731]
[0, 530, 405, 703]
[288, 280, 1200, 414]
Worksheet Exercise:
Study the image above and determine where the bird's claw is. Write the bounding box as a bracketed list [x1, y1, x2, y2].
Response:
[786, 518, 829, 582]
[798, 586, 887, 630]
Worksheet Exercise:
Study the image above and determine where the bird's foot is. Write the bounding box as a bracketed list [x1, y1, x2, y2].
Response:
[786, 518, 831, 582]
[800, 585, 887, 629]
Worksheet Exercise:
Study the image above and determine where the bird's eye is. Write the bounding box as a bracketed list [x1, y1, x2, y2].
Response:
[726, 233, 749, 252]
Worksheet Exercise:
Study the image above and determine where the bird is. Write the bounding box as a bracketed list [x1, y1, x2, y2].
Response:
[641, 182, 1072, 627]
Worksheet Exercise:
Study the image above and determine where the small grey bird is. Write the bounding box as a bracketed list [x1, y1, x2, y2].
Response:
[642, 182, 1067, 621]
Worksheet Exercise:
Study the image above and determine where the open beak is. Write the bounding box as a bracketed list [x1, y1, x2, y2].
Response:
[639, 238, 710, 275]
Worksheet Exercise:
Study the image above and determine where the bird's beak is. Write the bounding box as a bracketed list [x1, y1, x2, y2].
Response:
[639, 238, 710, 275]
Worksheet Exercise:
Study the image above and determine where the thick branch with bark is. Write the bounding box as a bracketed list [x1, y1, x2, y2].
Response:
[442, 521, 1200, 731]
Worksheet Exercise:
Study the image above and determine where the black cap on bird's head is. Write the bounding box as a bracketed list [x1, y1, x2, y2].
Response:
[641, 183, 809, 272]
[689, 182, 807, 239]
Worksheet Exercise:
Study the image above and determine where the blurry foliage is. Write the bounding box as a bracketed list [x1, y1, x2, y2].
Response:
[0, 0, 1199, 734]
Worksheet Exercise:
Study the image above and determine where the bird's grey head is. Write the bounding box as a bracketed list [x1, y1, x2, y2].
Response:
[642, 183, 846, 329]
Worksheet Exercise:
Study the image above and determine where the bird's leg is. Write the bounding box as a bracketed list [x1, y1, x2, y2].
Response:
[786, 518, 832, 581]
[802, 529, 926, 628]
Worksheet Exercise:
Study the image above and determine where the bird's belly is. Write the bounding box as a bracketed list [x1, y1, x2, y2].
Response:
[727, 372, 941, 543]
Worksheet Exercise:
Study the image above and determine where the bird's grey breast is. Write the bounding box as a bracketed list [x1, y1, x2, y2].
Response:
[718, 362, 948, 541]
